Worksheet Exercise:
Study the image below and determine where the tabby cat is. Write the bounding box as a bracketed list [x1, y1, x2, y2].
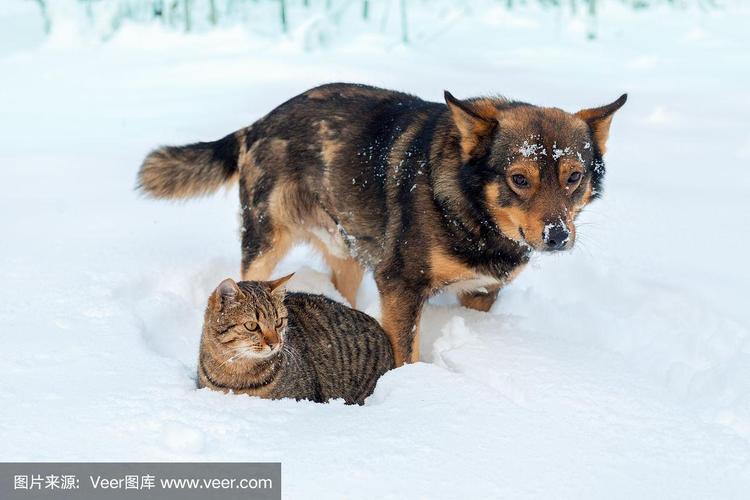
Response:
[198, 274, 394, 405]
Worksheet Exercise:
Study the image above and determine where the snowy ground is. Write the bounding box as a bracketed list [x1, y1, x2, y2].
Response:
[2, 2, 750, 498]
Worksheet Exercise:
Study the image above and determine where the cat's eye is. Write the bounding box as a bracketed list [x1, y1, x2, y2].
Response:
[275, 317, 286, 328]
[243, 321, 259, 332]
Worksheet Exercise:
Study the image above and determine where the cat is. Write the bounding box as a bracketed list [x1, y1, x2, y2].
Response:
[197, 274, 394, 405]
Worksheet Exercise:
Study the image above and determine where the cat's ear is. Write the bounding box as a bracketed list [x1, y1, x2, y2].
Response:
[267, 273, 294, 296]
[211, 278, 242, 311]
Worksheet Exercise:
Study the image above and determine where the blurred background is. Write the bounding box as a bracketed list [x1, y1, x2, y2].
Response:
[3, 0, 744, 52]
[2, 2, 750, 496]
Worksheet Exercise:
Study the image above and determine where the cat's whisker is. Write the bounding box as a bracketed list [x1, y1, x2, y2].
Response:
[218, 347, 255, 368]
[240, 347, 265, 359]
[217, 353, 240, 369]
[281, 343, 302, 370]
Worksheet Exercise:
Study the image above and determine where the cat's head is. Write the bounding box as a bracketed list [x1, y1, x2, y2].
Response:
[203, 274, 294, 359]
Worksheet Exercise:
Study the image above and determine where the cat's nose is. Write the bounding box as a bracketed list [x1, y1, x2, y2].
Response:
[265, 331, 280, 348]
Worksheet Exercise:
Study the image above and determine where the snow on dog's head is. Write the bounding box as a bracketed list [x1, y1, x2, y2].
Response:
[444, 91, 627, 252]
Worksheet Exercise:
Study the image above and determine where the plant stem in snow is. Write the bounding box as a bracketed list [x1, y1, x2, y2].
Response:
[400, 0, 408, 44]
[280, 0, 288, 33]
[183, 0, 192, 32]
[208, 0, 217, 25]
[33, 0, 51, 34]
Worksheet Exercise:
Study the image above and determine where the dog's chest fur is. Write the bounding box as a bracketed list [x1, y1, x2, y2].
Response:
[429, 247, 504, 293]
[443, 274, 502, 294]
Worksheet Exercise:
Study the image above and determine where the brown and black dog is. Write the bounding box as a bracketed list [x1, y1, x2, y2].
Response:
[137, 83, 626, 366]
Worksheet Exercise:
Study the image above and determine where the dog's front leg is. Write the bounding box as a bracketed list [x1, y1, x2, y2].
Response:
[459, 284, 501, 312]
[376, 273, 426, 366]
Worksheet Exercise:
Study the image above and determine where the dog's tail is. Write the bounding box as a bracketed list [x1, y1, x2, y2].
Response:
[136, 130, 247, 199]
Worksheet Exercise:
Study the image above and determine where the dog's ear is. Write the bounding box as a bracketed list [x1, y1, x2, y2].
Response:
[575, 94, 627, 155]
[444, 91, 497, 161]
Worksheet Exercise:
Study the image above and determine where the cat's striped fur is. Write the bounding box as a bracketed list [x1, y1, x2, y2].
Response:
[198, 276, 394, 405]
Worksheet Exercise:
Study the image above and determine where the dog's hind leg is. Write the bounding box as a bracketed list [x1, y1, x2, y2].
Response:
[310, 237, 364, 308]
[241, 226, 293, 281]
[239, 183, 294, 281]
[325, 254, 364, 309]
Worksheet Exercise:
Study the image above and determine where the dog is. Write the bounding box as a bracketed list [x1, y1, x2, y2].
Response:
[137, 83, 626, 366]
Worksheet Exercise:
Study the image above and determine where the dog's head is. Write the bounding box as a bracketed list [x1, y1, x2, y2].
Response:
[445, 91, 626, 251]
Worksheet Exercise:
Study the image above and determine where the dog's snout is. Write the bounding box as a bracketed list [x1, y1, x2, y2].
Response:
[543, 224, 570, 251]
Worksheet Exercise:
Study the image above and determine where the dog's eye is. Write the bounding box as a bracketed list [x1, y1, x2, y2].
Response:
[244, 321, 259, 332]
[567, 172, 582, 184]
[511, 174, 529, 188]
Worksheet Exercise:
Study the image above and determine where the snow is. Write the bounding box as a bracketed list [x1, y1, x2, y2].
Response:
[2, 2, 750, 498]
[518, 139, 547, 159]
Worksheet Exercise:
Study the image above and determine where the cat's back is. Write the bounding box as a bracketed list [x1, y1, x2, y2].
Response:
[284, 293, 394, 404]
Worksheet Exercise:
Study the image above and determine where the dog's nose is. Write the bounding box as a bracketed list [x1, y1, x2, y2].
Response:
[543, 224, 570, 251]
